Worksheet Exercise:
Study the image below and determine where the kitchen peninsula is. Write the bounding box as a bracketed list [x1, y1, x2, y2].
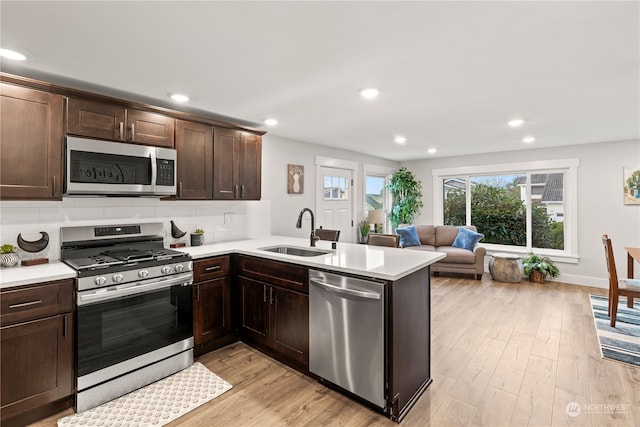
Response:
[0, 236, 444, 423]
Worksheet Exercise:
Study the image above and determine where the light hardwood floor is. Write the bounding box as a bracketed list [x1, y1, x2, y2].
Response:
[30, 275, 640, 427]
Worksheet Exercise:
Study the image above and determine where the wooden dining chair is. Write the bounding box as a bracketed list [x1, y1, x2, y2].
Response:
[368, 233, 400, 248]
[315, 228, 340, 242]
[602, 234, 640, 327]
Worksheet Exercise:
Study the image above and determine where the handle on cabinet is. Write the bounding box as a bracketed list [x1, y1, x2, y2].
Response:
[63, 314, 68, 338]
[130, 123, 135, 141]
[119, 122, 124, 140]
[52, 176, 57, 197]
[204, 265, 221, 272]
[178, 182, 183, 198]
[240, 184, 245, 198]
[233, 185, 239, 198]
[263, 284, 267, 303]
[9, 300, 42, 309]
[196, 284, 200, 302]
[270, 287, 274, 305]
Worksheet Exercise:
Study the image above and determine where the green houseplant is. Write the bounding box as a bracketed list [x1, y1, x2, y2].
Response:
[1, 244, 19, 267]
[386, 167, 423, 228]
[522, 253, 559, 283]
[190, 228, 205, 247]
[358, 219, 371, 244]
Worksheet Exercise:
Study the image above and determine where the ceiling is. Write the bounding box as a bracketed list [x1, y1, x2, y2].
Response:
[1, 1, 638, 161]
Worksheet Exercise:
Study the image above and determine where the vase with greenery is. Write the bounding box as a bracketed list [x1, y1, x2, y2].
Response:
[386, 167, 423, 229]
[522, 253, 559, 283]
[358, 219, 370, 244]
[1, 244, 19, 267]
[190, 228, 205, 246]
[626, 169, 640, 197]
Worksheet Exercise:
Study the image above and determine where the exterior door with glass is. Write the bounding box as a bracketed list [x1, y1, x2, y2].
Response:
[317, 167, 353, 243]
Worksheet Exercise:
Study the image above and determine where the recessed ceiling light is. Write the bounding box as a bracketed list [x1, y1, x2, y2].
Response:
[427, 148, 437, 154]
[394, 136, 407, 144]
[359, 87, 380, 99]
[0, 48, 26, 61]
[522, 136, 536, 143]
[264, 118, 278, 126]
[508, 119, 524, 127]
[170, 93, 189, 102]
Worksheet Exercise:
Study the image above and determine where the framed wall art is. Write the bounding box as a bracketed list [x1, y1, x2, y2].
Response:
[288, 164, 304, 194]
[624, 166, 640, 205]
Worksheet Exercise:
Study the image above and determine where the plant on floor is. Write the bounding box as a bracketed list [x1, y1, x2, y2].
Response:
[386, 167, 423, 228]
[522, 252, 559, 283]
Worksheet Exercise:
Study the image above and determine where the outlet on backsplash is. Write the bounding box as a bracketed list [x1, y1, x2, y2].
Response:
[224, 212, 233, 224]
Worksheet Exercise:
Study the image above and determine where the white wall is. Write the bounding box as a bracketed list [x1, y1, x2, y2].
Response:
[403, 139, 640, 287]
[0, 198, 271, 261]
[261, 134, 399, 239]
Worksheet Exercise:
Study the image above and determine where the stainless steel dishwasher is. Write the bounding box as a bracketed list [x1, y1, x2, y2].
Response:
[309, 269, 386, 409]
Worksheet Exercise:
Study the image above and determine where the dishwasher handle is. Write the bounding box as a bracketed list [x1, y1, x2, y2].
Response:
[310, 279, 381, 300]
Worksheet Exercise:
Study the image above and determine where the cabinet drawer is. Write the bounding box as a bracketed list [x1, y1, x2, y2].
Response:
[1, 279, 74, 326]
[194, 256, 231, 281]
[238, 256, 308, 292]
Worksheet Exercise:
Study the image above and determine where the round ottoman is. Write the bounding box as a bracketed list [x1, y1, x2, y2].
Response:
[489, 253, 524, 283]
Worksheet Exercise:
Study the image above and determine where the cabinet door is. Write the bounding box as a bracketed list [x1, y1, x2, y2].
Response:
[175, 120, 213, 199]
[238, 133, 261, 200]
[67, 97, 126, 141]
[126, 109, 175, 148]
[239, 276, 268, 345]
[270, 286, 309, 366]
[0, 314, 73, 423]
[1, 83, 63, 200]
[213, 127, 239, 199]
[194, 277, 231, 346]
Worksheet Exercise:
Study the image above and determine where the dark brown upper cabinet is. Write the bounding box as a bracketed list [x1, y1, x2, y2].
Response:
[175, 119, 213, 199]
[67, 97, 175, 148]
[0, 83, 64, 200]
[213, 128, 261, 200]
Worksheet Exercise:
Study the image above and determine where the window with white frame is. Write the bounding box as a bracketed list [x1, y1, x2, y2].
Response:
[433, 159, 579, 260]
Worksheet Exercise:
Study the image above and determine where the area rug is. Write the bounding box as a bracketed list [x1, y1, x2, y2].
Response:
[57, 362, 232, 427]
[590, 294, 640, 367]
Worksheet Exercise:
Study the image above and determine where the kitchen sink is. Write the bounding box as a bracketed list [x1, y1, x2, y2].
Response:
[258, 245, 332, 257]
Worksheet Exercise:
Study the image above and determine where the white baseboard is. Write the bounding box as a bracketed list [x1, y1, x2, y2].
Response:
[483, 263, 608, 289]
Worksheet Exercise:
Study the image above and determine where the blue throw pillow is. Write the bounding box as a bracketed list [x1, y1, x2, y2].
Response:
[396, 226, 421, 248]
[452, 227, 484, 251]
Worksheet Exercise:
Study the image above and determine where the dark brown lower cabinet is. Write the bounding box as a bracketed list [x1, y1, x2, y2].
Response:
[237, 256, 309, 368]
[193, 256, 235, 356]
[0, 279, 74, 427]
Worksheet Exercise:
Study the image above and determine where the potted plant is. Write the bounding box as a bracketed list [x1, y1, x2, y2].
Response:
[386, 167, 423, 229]
[190, 229, 205, 246]
[522, 253, 559, 283]
[1, 244, 19, 267]
[358, 219, 370, 244]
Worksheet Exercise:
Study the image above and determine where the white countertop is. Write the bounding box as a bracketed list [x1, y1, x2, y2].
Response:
[0, 235, 445, 289]
[0, 261, 77, 290]
[179, 235, 446, 281]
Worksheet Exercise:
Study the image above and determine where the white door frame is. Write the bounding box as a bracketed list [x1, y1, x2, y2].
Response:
[315, 156, 359, 242]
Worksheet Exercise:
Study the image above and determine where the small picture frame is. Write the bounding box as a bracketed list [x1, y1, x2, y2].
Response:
[624, 166, 640, 205]
[288, 164, 304, 194]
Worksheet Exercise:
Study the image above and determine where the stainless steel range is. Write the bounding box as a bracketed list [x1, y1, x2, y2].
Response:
[61, 222, 194, 413]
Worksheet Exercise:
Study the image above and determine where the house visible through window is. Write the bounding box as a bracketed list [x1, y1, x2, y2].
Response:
[433, 159, 577, 258]
[324, 175, 348, 200]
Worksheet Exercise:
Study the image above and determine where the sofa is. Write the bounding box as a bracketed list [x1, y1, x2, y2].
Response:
[402, 225, 486, 280]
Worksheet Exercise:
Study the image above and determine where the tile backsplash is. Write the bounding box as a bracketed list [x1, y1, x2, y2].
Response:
[0, 198, 271, 260]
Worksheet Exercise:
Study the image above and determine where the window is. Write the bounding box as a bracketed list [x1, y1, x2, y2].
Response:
[433, 159, 578, 260]
[324, 175, 348, 200]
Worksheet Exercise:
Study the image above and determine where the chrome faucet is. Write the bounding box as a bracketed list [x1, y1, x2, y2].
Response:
[296, 208, 319, 247]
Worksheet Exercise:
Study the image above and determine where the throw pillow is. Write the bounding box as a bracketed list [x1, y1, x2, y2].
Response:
[396, 226, 421, 248]
[452, 227, 484, 251]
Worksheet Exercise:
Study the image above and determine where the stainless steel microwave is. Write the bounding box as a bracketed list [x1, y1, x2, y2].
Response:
[64, 136, 177, 196]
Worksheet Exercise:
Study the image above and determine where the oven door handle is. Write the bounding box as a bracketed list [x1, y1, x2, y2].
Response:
[77, 274, 193, 305]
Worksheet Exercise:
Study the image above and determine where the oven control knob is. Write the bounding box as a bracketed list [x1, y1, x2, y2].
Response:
[112, 273, 124, 283]
[138, 270, 149, 279]
[161, 266, 172, 274]
[175, 264, 185, 273]
[94, 276, 107, 286]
